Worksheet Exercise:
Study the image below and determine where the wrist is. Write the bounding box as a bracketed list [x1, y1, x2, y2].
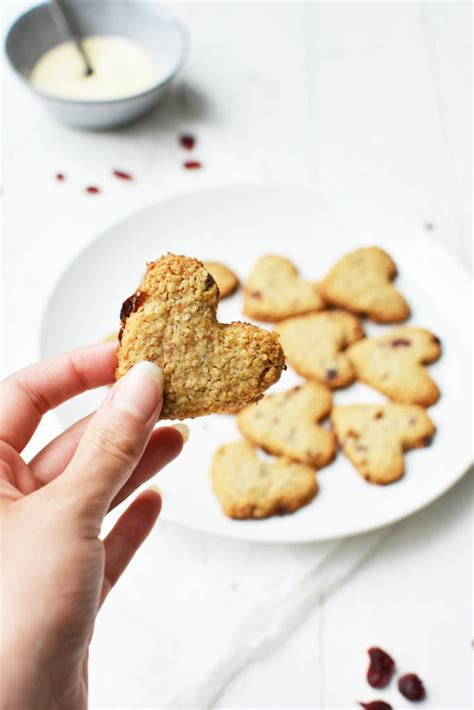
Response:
[0, 644, 84, 710]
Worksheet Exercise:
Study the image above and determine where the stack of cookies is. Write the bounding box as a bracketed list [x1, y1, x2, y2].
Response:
[210, 247, 441, 520]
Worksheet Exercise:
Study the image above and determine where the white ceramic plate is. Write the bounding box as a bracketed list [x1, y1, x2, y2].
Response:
[40, 185, 472, 543]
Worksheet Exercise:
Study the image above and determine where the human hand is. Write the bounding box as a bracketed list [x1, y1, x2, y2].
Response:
[0, 344, 185, 710]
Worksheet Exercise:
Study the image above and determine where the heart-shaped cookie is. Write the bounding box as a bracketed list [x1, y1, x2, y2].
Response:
[331, 403, 435, 484]
[347, 327, 441, 406]
[116, 254, 285, 419]
[244, 255, 324, 322]
[320, 247, 410, 323]
[276, 311, 364, 388]
[237, 382, 336, 468]
[211, 440, 318, 519]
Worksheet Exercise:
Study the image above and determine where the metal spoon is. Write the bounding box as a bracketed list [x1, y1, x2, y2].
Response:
[49, 0, 94, 76]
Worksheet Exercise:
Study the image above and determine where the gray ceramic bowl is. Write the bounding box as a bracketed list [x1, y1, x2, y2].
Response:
[5, 1, 187, 129]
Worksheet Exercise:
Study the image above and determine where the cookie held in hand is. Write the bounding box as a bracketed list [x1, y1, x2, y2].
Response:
[116, 254, 285, 419]
[237, 382, 336, 468]
[331, 403, 435, 484]
[276, 311, 364, 388]
[347, 327, 441, 406]
[244, 255, 324, 322]
[211, 440, 318, 519]
[203, 261, 239, 298]
[320, 247, 410, 323]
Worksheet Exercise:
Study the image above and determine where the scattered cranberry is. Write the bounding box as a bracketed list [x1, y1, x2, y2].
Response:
[359, 702, 392, 710]
[179, 133, 196, 150]
[367, 647, 395, 688]
[85, 186, 100, 194]
[391, 338, 411, 347]
[55, 173, 65, 181]
[398, 673, 426, 701]
[249, 290, 262, 299]
[113, 169, 133, 180]
[184, 160, 202, 170]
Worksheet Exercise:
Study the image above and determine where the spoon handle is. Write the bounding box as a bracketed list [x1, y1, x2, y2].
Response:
[49, 0, 94, 75]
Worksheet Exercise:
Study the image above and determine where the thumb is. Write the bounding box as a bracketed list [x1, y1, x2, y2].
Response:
[59, 361, 164, 521]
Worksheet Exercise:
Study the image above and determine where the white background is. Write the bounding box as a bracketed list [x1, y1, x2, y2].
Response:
[2, 1, 472, 708]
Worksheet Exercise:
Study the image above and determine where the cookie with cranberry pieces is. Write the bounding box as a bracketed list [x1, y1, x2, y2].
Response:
[237, 382, 336, 468]
[276, 311, 364, 388]
[320, 247, 410, 323]
[331, 403, 435, 484]
[210, 440, 318, 519]
[116, 254, 285, 419]
[244, 255, 324, 322]
[348, 327, 441, 406]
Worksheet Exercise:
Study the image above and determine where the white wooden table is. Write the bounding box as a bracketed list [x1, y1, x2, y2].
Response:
[2, 2, 472, 708]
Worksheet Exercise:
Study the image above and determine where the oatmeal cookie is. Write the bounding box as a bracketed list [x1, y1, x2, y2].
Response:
[210, 440, 318, 519]
[116, 254, 285, 419]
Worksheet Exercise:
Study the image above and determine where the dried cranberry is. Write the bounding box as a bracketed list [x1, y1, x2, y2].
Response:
[398, 673, 426, 701]
[85, 185, 100, 194]
[367, 647, 395, 688]
[179, 133, 196, 150]
[391, 338, 411, 347]
[113, 169, 133, 180]
[326, 368, 338, 381]
[359, 702, 392, 710]
[204, 273, 215, 290]
[120, 291, 145, 323]
[56, 173, 65, 181]
[184, 160, 202, 170]
[250, 290, 262, 299]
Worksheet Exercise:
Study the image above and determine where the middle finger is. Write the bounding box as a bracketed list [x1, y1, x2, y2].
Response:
[30, 418, 185, 510]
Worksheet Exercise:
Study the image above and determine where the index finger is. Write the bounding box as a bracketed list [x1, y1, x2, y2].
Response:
[0, 343, 118, 452]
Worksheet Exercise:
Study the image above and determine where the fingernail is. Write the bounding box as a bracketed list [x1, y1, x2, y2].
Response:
[148, 484, 162, 496]
[113, 361, 164, 421]
[172, 423, 190, 443]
